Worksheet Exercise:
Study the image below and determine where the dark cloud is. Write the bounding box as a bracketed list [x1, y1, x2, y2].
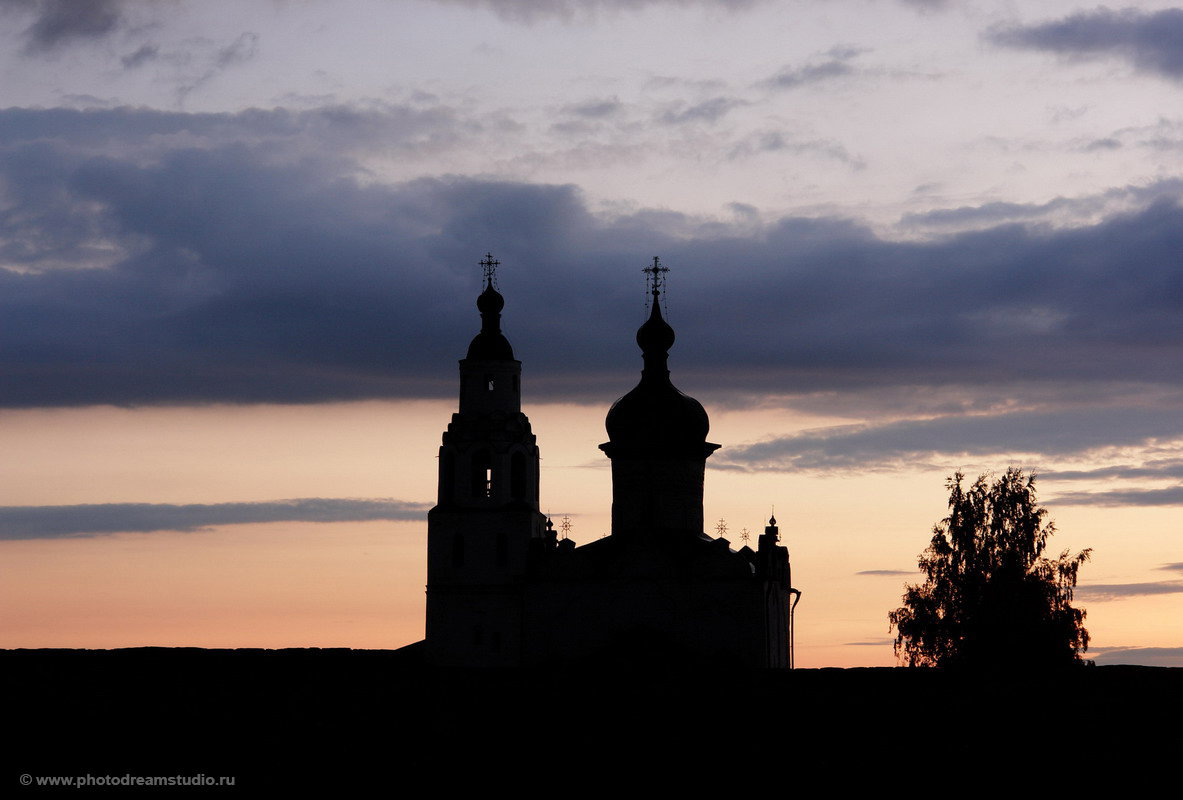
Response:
[8, 0, 124, 54]
[1075, 581, 1183, 602]
[0, 498, 430, 539]
[989, 8, 1183, 81]
[6, 105, 1183, 436]
[900, 180, 1183, 229]
[1045, 459, 1183, 482]
[715, 406, 1183, 473]
[1089, 646, 1183, 667]
[1159, 562, 1183, 572]
[1050, 486, 1183, 507]
[856, 569, 915, 576]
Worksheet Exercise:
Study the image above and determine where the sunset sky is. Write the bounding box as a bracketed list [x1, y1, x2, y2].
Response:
[2, 0, 1182, 667]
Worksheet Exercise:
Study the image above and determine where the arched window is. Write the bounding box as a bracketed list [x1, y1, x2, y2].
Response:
[471, 449, 492, 498]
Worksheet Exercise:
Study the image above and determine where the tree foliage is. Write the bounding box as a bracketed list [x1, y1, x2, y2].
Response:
[889, 468, 1091, 669]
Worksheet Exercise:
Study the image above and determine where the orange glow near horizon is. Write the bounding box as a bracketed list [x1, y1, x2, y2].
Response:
[2, 401, 1179, 667]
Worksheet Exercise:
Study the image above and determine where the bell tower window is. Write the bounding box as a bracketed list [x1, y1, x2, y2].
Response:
[471, 449, 492, 499]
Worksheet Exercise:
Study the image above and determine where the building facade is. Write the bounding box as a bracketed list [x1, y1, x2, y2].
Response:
[425, 256, 794, 667]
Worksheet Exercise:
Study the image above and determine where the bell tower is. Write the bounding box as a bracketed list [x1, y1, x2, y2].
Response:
[425, 254, 547, 666]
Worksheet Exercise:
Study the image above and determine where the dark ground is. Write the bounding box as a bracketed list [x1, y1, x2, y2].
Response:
[5, 646, 1179, 791]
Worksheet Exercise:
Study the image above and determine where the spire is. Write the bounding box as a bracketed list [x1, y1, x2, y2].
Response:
[637, 258, 676, 379]
[603, 256, 714, 456]
[467, 252, 514, 361]
[643, 256, 669, 310]
[481, 252, 500, 289]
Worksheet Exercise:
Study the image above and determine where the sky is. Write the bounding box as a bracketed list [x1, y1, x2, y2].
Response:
[1, 0, 1181, 667]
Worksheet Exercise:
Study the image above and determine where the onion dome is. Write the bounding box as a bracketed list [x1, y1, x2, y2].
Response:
[466, 282, 515, 360]
[605, 298, 711, 455]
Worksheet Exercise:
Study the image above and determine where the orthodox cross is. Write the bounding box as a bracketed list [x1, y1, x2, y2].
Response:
[715, 518, 728, 539]
[560, 515, 572, 540]
[480, 252, 500, 289]
[643, 255, 669, 313]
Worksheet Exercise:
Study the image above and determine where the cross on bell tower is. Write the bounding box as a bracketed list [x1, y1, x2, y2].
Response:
[643, 256, 669, 314]
[480, 252, 500, 289]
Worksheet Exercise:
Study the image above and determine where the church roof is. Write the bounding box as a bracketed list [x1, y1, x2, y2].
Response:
[466, 282, 515, 361]
[604, 285, 712, 456]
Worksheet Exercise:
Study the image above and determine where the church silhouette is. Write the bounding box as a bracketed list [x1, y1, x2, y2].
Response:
[425, 255, 796, 667]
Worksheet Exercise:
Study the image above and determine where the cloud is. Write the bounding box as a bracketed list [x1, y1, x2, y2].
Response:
[425, 0, 760, 24]
[898, 0, 948, 11]
[1158, 563, 1183, 572]
[216, 31, 258, 68]
[177, 32, 262, 104]
[714, 406, 1183, 473]
[561, 97, 623, 119]
[989, 8, 1183, 81]
[9, 0, 125, 54]
[900, 180, 1183, 230]
[657, 96, 744, 125]
[1075, 581, 1183, 602]
[856, 569, 916, 576]
[1051, 486, 1183, 507]
[1088, 646, 1183, 667]
[760, 47, 864, 91]
[0, 498, 431, 539]
[1045, 459, 1183, 482]
[728, 130, 863, 166]
[120, 43, 160, 69]
[6, 105, 1183, 434]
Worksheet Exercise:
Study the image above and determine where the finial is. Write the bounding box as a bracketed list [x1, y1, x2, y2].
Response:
[480, 252, 500, 289]
[642, 256, 670, 314]
[560, 515, 572, 540]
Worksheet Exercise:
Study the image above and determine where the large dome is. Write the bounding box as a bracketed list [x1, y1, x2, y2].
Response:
[605, 379, 710, 448]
